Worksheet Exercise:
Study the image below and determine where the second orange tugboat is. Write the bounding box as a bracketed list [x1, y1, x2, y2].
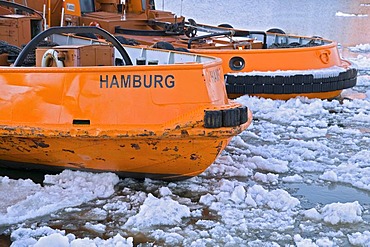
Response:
[3, 0, 357, 100]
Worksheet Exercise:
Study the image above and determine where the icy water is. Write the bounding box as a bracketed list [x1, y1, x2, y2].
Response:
[1, 0, 370, 246]
[161, 0, 370, 46]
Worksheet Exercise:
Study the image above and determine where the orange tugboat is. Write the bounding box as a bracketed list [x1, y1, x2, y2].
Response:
[0, 26, 252, 180]
[3, 0, 357, 100]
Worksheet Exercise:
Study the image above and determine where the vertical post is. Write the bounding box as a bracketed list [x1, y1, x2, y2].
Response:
[60, 0, 65, 26]
[43, 0, 47, 30]
[48, 0, 51, 28]
[121, 0, 126, 20]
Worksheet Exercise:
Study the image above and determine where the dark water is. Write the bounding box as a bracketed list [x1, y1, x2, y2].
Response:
[285, 181, 370, 208]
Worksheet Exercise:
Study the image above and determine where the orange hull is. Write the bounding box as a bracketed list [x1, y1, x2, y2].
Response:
[193, 42, 357, 99]
[0, 26, 252, 180]
[192, 42, 344, 72]
[0, 121, 247, 180]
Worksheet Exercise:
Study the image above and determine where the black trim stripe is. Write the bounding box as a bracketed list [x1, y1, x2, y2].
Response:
[225, 68, 357, 95]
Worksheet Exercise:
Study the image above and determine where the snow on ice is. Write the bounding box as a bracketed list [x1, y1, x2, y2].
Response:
[2, 65, 370, 245]
[0, 170, 119, 226]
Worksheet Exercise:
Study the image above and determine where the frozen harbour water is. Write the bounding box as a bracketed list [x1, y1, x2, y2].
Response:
[2, 68, 370, 246]
[1, 0, 370, 246]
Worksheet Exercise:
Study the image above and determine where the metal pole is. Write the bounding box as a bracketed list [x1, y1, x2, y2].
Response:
[43, 1, 47, 30]
[121, 0, 126, 20]
[60, 0, 65, 26]
[48, 0, 51, 28]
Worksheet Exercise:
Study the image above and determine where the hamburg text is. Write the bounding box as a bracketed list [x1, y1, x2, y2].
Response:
[100, 74, 175, 88]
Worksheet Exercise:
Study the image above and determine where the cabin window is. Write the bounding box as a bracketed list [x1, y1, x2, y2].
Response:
[149, 0, 155, 10]
[80, 0, 95, 13]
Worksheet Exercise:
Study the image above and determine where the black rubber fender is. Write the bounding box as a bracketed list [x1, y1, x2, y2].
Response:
[152, 41, 175, 50]
[115, 36, 139, 46]
[225, 68, 358, 95]
[0, 43, 21, 55]
[266, 28, 286, 34]
[218, 24, 234, 28]
[175, 47, 190, 52]
[188, 19, 197, 26]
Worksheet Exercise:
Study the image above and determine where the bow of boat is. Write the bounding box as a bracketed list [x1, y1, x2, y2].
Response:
[0, 26, 252, 180]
